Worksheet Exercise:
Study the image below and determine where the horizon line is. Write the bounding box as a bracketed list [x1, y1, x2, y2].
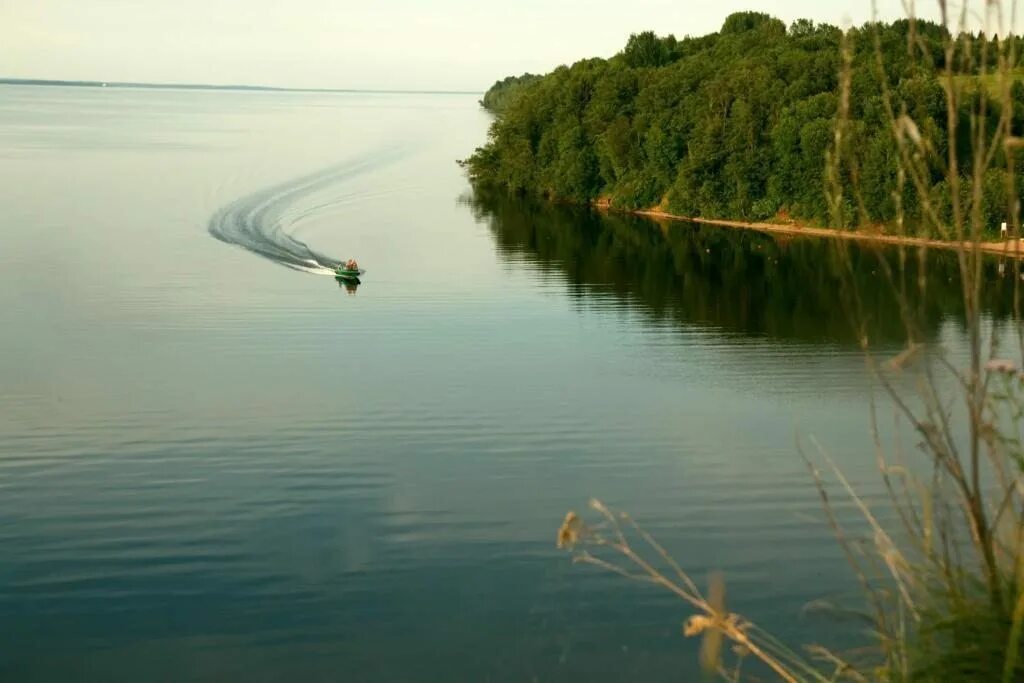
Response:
[0, 77, 484, 96]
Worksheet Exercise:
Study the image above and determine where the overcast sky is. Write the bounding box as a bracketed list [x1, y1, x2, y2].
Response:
[2, 1, 959, 91]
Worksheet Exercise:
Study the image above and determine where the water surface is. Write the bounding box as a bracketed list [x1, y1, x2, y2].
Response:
[0, 85, 1009, 681]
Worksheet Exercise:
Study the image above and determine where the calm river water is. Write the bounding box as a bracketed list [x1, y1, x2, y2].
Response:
[0, 85, 1010, 681]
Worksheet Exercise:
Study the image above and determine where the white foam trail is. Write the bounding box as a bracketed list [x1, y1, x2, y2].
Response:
[207, 148, 405, 274]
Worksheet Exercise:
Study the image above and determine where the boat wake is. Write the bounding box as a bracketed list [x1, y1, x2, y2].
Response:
[208, 153, 399, 275]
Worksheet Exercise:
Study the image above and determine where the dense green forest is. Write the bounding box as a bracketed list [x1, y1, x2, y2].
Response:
[466, 12, 1024, 233]
[479, 73, 541, 113]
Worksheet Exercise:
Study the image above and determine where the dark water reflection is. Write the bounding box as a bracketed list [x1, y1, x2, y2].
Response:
[466, 187, 1017, 347]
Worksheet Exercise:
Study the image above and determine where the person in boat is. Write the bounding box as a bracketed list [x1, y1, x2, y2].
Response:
[343, 259, 359, 272]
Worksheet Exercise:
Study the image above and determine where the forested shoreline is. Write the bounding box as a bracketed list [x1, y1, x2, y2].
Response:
[464, 12, 1024, 235]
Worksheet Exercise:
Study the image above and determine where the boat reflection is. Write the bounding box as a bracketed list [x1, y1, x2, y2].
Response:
[336, 277, 359, 295]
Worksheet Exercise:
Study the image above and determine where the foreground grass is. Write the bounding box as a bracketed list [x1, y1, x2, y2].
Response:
[555, 3, 1024, 680]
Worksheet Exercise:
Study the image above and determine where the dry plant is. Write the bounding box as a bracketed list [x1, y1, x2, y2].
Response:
[557, 1, 1024, 680]
[824, 1, 1024, 678]
[556, 501, 864, 681]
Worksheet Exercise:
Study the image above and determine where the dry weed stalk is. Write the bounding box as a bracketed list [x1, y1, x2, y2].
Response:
[819, 0, 1024, 679]
[557, 500, 854, 682]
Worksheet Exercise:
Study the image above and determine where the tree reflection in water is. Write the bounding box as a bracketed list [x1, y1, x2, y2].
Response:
[463, 186, 1017, 348]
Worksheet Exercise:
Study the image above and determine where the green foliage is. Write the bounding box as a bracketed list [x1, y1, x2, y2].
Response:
[720, 11, 785, 37]
[464, 16, 1024, 235]
[622, 31, 679, 69]
[479, 73, 541, 114]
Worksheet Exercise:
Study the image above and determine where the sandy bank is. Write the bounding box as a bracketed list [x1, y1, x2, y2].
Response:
[616, 206, 1024, 258]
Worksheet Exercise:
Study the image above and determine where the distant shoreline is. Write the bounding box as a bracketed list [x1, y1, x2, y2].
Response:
[604, 204, 1024, 258]
[0, 77, 482, 96]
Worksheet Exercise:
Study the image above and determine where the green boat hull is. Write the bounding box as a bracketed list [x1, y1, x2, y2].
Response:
[334, 268, 365, 281]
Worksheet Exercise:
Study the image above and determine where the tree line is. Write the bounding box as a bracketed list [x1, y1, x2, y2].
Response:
[479, 73, 541, 113]
[465, 12, 1024, 234]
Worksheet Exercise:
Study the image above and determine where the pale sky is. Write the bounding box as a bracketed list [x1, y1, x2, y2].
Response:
[1, 1, 954, 91]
